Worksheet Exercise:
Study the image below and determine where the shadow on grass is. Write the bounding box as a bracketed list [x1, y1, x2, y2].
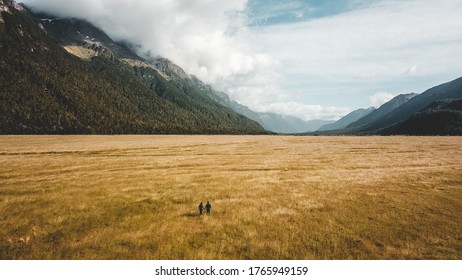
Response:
[182, 213, 200, 218]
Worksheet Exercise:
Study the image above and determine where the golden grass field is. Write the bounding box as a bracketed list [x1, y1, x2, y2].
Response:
[0, 135, 461, 260]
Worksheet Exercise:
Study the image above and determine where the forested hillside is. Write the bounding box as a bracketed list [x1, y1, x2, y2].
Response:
[0, 2, 265, 134]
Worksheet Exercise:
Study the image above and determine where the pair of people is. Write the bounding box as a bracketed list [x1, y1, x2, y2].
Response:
[198, 201, 211, 216]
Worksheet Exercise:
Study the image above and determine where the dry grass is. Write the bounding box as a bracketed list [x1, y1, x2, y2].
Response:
[0, 135, 461, 260]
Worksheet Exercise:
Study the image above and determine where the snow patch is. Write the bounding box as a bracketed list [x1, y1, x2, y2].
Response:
[40, 18, 57, 23]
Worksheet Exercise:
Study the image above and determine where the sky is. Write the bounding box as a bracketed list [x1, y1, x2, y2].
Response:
[20, 0, 462, 121]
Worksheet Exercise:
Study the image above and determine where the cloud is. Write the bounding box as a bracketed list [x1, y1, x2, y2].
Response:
[21, 0, 252, 84]
[257, 0, 462, 74]
[20, 0, 462, 121]
[246, 0, 462, 104]
[404, 64, 418, 76]
[369, 92, 396, 108]
[253, 101, 351, 121]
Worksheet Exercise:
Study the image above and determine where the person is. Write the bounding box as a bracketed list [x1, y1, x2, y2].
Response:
[205, 201, 212, 216]
[198, 202, 204, 215]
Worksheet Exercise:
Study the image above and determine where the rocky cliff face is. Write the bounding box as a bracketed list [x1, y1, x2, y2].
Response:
[151, 57, 189, 80]
[1, 0, 23, 15]
[1, 0, 9, 24]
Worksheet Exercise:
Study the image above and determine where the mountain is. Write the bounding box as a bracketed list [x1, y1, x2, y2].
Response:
[256, 113, 330, 134]
[0, 1, 266, 134]
[383, 99, 462, 135]
[344, 93, 418, 131]
[356, 78, 462, 133]
[189, 76, 331, 133]
[317, 107, 374, 131]
[305, 78, 462, 136]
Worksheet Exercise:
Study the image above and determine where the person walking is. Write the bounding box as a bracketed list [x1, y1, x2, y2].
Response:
[198, 202, 204, 215]
[205, 201, 212, 216]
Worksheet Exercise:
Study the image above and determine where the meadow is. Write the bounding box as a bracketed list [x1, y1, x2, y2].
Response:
[0, 135, 461, 260]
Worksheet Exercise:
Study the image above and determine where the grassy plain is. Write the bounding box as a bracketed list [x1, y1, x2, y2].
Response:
[0, 135, 461, 260]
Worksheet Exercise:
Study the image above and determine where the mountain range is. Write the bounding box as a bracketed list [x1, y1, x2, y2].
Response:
[311, 81, 462, 135]
[1, 0, 461, 135]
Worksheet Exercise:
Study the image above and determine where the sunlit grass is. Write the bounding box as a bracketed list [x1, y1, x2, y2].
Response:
[0, 135, 461, 259]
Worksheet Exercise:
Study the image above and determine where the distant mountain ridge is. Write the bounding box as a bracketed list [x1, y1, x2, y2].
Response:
[346, 93, 419, 131]
[318, 107, 374, 131]
[306, 78, 462, 135]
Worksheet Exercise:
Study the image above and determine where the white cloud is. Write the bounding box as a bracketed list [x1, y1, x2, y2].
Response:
[404, 64, 418, 76]
[294, 11, 304, 19]
[21, 0, 256, 84]
[254, 101, 351, 121]
[369, 92, 396, 108]
[20, 0, 462, 121]
[276, 1, 459, 73]
[246, 0, 462, 103]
